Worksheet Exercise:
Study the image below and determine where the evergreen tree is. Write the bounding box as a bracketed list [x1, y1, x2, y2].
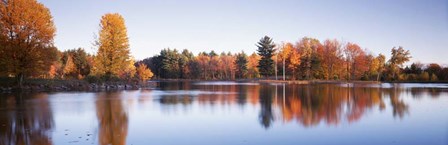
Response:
[256, 36, 276, 78]
[235, 52, 248, 79]
[160, 48, 181, 78]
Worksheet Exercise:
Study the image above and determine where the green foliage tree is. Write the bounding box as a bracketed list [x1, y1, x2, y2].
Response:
[256, 36, 276, 78]
[62, 48, 92, 79]
[235, 51, 248, 79]
[0, 0, 56, 87]
[93, 13, 131, 80]
[160, 48, 181, 78]
[409, 62, 423, 74]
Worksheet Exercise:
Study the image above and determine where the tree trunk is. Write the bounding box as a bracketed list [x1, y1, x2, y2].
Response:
[377, 72, 381, 82]
[16, 73, 24, 89]
[283, 58, 285, 81]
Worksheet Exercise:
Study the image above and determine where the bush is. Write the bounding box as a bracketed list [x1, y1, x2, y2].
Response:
[85, 75, 103, 84]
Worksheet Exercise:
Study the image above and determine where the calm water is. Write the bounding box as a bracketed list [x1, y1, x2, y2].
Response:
[1, 82, 447, 145]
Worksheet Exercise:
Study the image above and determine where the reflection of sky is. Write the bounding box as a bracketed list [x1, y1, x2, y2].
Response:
[38, 84, 448, 145]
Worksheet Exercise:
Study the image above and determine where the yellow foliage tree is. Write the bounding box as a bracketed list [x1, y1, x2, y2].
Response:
[288, 49, 301, 80]
[247, 53, 261, 78]
[279, 43, 293, 80]
[63, 55, 76, 79]
[0, 0, 56, 86]
[93, 13, 131, 80]
[136, 63, 153, 82]
[120, 58, 136, 81]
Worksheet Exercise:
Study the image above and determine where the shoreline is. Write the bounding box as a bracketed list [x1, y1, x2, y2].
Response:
[151, 79, 448, 84]
[1, 78, 447, 93]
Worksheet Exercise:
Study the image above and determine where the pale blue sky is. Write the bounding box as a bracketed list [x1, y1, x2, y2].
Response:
[40, 0, 448, 64]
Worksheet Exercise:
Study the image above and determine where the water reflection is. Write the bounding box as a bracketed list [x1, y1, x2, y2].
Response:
[95, 92, 129, 145]
[0, 82, 446, 145]
[259, 85, 275, 128]
[0, 93, 54, 145]
[154, 82, 444, 128]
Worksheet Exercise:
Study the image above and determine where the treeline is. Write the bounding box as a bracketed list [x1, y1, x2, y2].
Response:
[1, 0, 447, 87]
[137, 49, 260, 80]
[139, 36, 448, 81]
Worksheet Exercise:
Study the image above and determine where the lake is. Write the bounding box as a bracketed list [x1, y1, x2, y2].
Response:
[1, 81, 447, 145]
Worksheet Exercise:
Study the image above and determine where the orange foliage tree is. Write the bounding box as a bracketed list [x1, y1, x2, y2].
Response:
[0, 0, 57, 86]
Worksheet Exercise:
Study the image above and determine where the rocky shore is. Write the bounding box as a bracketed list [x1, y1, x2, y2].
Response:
[0, 81, 157, 93]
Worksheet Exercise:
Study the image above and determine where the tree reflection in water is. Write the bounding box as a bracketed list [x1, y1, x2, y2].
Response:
[155, 82, 442, 128]
[275, 84, 411, 127]
[259, 85, 275, 128]
[95, 92, 129, 145]
[0, 93, 54, 145]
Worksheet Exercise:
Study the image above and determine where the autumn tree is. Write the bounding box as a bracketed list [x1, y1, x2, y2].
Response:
[425, 63, 442, 78]
[297, 37, 322, 79]
[344, 42, 368, 80]
[368, 54, 386, 81]
[62, 55, 76, 79]
[322, 39, 344, 80]
[93, 13, 131, 80]
[180, 49, 194, 79]
[120, 58, 136, 81]
[288, 48, 301, 80]
[218, 52, 236, 80]
[278, 43, 293, 80]
[235, 51, 248, 79]
[139, 56, 162, 79]
[61, 48, 92, 79]
[247, 53, 261, 79]
[387, 46, 411, 80]
[0, 0, 56, 87]
[256, 36, 276, 78]
[196, 52, 211, 79]
[136, 63, 153, 83]
[297, 38, 312, 79]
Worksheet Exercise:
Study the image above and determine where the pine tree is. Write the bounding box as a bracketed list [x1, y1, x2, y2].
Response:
[235, 52, 248, 79]
[256, 36, 276, 78]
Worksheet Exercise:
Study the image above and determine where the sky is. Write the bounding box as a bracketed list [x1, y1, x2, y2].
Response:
[40, 0, 448, 64]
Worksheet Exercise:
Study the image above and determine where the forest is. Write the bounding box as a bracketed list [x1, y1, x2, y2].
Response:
[1, 0, 447, 88]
